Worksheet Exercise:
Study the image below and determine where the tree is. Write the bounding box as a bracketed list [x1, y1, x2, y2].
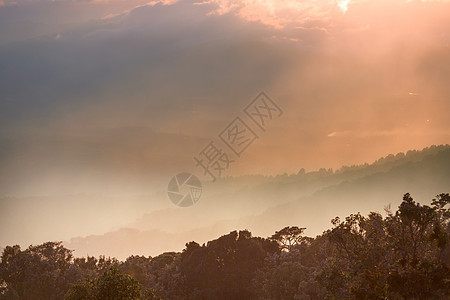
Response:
[0, 242, 75, 299]
[270, 226, 307, 251]
[120, 255, 152, 288]
[383, 193, 450, 299]
[320, 193, 450, 299]
[65, 267, 144, 300]
[180, 230, 278, 299]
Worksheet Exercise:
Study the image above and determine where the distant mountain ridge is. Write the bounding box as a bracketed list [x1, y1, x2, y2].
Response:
[65, 145, 450, 259]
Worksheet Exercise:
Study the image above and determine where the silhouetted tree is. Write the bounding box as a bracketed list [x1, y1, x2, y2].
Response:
[270, 226, 307, 251]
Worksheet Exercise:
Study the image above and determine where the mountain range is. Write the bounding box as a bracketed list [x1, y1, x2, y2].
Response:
[65, 145, 450, 259]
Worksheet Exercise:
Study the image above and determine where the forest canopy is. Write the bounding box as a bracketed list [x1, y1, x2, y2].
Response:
[1, 193, 449, 299]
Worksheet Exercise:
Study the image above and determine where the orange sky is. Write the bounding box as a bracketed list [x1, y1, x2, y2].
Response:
[0, 0, 449, 195]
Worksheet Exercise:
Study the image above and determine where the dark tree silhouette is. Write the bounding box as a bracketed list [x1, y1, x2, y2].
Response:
[1, 193, 449, 299]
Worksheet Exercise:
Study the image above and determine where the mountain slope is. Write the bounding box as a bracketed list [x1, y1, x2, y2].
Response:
[65, 146, 450, 258]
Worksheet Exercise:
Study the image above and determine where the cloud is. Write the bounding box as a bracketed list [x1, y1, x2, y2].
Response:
[195, 0, 338, 28]
[0, 0, 449, 197]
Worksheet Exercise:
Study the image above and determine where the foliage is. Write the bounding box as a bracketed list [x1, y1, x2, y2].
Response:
[64, 267, 144, 300]
[1, 193, 449, 299]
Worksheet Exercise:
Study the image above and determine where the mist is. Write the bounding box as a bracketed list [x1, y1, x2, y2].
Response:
[0, 0, 449, 270]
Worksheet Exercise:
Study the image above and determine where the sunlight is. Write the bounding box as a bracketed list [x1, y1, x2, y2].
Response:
[338, 0, 351, 13]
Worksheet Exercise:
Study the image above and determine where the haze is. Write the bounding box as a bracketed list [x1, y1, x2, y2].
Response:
[0, 0, 449, 258]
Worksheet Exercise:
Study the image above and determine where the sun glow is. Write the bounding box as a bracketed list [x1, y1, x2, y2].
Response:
[338, 0, 351, 13]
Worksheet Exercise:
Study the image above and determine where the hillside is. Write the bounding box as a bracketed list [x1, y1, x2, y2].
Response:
[65, 145, 450, 258]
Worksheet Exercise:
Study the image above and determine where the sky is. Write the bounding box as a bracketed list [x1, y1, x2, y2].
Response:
[0, 0, 449, 196]
[0, 0, 449, 251]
